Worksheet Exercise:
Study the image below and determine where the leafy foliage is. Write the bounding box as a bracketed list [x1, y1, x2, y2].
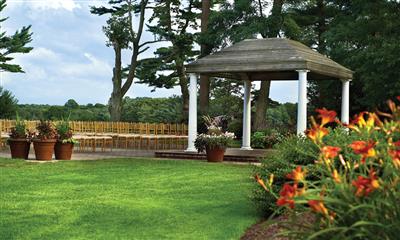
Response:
[35, 120, 57, 140]
[251, 129, 288, 149]
[55, 118, 76, 143]
[9, 114, 27, 139]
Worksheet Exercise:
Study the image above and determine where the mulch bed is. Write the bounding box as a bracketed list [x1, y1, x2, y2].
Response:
[241, 213, 316, 240]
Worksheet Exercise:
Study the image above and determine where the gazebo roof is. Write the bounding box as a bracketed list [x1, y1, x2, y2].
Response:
[186, 38, 353, 81]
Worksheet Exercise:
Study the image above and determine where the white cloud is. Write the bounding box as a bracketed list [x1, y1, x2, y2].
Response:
[23, 47, 59, 61]
[8, 0, 81, 11]
[59, 52, 112, 78]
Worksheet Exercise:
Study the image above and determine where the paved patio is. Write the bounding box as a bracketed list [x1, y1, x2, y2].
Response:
[0, 148, 155, 161]
[0, 148, 266, 165]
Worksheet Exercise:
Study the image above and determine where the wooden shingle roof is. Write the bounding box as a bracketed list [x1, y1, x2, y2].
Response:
[186, 38, 353, 81]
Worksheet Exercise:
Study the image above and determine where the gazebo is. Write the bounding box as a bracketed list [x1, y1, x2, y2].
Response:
[184, 38, 353, 152]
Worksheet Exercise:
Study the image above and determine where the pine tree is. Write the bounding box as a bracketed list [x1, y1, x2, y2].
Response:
[0, 0, 33, 73]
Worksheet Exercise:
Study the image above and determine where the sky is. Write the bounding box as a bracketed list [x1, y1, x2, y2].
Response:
[1, 0, 298, 105]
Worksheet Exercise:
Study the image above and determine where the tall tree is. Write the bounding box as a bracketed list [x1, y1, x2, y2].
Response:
[0, 0, 33, 73]
[204, 0, 289, 131]
[287, 0, 400, 112]
[199, 0, 212, 115]
[136, 0, 200, 121]
[91, 0, 154, 121]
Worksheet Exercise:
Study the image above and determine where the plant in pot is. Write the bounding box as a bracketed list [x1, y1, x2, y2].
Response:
[194, 116, 235, 162]
[8, 116, 31, 159]
[54, 119, 77, 160]
[32, 120, 57, 160]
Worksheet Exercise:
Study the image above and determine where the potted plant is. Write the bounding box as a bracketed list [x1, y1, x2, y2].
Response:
[194, 116, 235, 162]
[54, 119, 77, 160]
[8, 116, 31, 159]
[32, 120, 57, 160]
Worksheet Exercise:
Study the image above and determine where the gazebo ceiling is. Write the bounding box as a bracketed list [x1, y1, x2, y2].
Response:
[186, 38, 353, 81]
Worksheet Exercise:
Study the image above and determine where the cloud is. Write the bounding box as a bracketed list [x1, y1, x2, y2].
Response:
[59, 52, 113, 78]
[8, 0, 81, 11]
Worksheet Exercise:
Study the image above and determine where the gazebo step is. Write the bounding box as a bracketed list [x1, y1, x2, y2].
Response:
[155, 148, 275, 163]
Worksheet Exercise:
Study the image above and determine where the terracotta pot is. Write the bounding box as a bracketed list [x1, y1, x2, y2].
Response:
[33, 139, 57, 160]
[8, 139, 30, 159]
[206, 146, 225, 162]
[54, 142, 74, 160]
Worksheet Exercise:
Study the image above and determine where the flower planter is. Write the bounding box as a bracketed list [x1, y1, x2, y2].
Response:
[54, 142, 74, 160]
[33, 139, 57, 160]
[8, 139, 30, 159]
[206, 146, 225, 162]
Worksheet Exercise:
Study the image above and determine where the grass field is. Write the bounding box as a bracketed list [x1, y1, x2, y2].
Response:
[0, 158, 259, 240]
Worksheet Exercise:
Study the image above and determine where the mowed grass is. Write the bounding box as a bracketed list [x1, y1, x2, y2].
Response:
[0, 158, 259, 240]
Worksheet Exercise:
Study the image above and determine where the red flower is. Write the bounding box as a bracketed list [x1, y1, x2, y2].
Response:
[286, 166, 306, 182]
[349, 140, 376, 163]
[276, 183, 302, 209]
[316, 108, 337, 126]
[321, 146, 341, 159]
[352, 169, 380, 197]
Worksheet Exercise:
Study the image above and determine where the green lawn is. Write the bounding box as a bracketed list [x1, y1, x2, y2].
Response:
[0, 158, 259, 240]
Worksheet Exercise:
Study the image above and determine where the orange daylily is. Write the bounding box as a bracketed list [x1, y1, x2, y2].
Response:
[254, 175, 268, 191]
[389, 149, 400, 169]
[316, 108, 337, 126]
[348, 112, 379, 132]
[286, 166, 306, 182]
[308, 199, 329, 216]
[332, 169, 341, 183]
[307, 125, 329, 144]
[352, 169, 380, 197]
[349, 140, 376, 163]
[321, 146, 341, 159]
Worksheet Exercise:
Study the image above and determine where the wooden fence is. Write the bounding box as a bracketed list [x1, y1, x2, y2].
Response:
[0, 120, 188, 151]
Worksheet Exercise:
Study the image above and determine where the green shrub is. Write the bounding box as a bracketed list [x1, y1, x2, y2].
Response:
[251, 132, 266, 149]
[251, 129, 288, 149]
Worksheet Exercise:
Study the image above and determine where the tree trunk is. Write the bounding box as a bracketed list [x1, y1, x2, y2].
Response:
[109, 44, 122, 121]
[176, 61, 189, 122]
[199, 0, 211, 115]
[109, 93, 122, 121]
[254, 80, 271, 131]
[254, 0, 284, 131]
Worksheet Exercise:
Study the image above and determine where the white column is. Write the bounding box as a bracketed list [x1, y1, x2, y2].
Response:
[186, 73, 198, 152]
[341, 79, 351, 124]
[296, 70, 309, 135]
[241, 80, 252, 150]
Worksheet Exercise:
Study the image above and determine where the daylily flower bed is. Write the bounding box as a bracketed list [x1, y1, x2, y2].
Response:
[255, 97, 400, 239]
